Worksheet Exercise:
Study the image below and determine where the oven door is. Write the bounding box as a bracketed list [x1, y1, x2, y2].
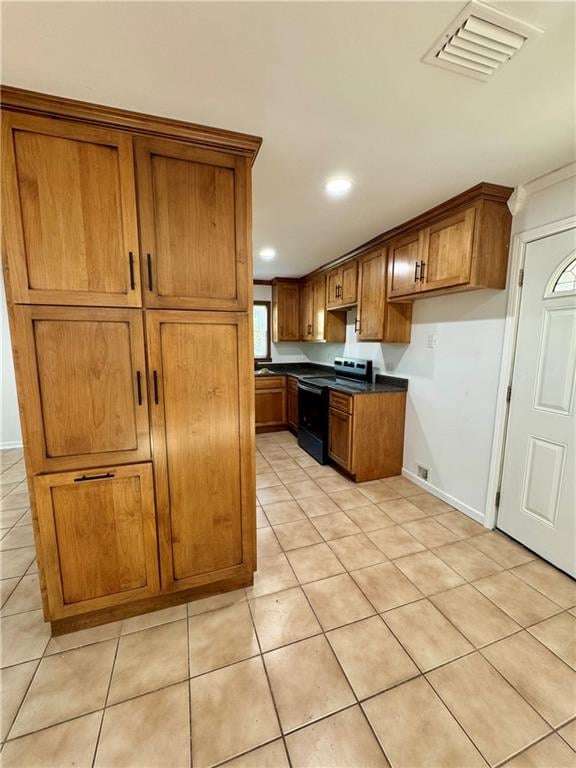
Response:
[297, 382, 329, 463]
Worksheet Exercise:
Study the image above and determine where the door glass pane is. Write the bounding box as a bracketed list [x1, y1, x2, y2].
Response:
[253, 303, 269, 359]
[552, 258, 576, 293]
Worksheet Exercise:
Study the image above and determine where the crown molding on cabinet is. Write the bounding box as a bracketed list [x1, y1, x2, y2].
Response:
[0, 85, 263, 162]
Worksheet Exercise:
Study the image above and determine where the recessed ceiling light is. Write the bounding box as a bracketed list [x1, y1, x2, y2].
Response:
[324, 177, 353, 198]
[259, 247, 276, 261]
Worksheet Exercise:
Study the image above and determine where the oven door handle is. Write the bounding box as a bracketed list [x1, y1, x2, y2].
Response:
[298, 382, 325, 395]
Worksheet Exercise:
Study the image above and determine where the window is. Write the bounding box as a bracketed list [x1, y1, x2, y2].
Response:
[552, 257, 576, 294]
[253, 301, 271, 361]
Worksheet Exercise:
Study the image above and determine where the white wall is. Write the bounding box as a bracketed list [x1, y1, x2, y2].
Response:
[1, 278, 22, 448]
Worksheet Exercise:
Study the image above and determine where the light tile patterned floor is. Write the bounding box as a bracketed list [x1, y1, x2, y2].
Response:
[0, 433, 575, 767]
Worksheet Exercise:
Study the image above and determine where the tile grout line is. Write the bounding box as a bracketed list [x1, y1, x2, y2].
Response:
[90, 634, 121, 768]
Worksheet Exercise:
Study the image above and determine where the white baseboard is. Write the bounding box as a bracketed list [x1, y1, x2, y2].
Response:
[401, 468, 490, 528]
[0, 441, 23, 450]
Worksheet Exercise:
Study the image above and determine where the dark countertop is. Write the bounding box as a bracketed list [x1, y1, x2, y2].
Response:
[254, 364, 408, 394]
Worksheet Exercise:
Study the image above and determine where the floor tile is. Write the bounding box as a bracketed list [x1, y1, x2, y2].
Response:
[285, 480, 324, 499]
[249, 586, 321, 651]
[363, 676, 487, 768]
[121, 604, 187, 633]
[311, 511, 361, 540]
[189, 602, 259, 675]
[297, 495, 341, 518]
[382, 475, 423, 497]
[316, 475, 355, 493]
[431, 584, 521, 647]
[481, 631, 576, 727]
[394, 551, 465, 595]
[434, 510, 486, 538]
[559, 720, 576, 750]
[473, 572, 562, 626]
[408, 492, 454, 516]
[0, 574, 42, 616]
[367, 526, 426, 559]
[269, 459, 300, 473]
[402, 518, 460, 548]
[11, 639, 116, 737]
[345, 503, 395, 532]
[273, 520, 323, 550]
[305, 464, 341, 480]
[108, 620, 187, 704]
[256, 472, 282, 489]
[1, 660, 38, 741]
[0, 576, 19, 607]
[188, 587, 247, 616]
[221, 740, 290, 768]
[245, 553, 298, 598]
[351, 561, 422, 612]
[502, 733, 576, 768]
[0, 525, 34, 551]
[384, 598, 473, 671]
[264, 635, 355, 733]
[95, 683, 190, 767]
[428, 653, 550, 766]
[276, 468, 311, 484]
[0, 490, 29, 512]
[327, 615, 418, 699]
[330, 488, 377, 511]
[257, 485, 293, 505]
[0, 610, 51, 668]
[528, 613, 576, 669]
[303, 573, 375, 630]
[0, 547, 36, 579]
[512, 560, 576, 609]
[0, 506, 29, 529]
[327, 533, 387, 571]
[469, 531, 536, 568]
[286, 705, 390, 767]
[1, 711, 102, 768]
[190, 656, 280, 767]
[286, 542, 345, 584]
[263, 500, 306, 525]
[357, 482, 400, 504]
[257, 527, 282, 555]
[433, 540, 503, 581]
[377, 497, 430, 523]
[46, 621, 122, 654]
[256, 506, 270, 529]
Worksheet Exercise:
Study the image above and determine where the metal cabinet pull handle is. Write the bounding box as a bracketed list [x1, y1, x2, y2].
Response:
[355, 318, 360, 333]
[153, 370, 159, 404]
[414, 261, 420, 282]
[420, 260, 426, 282]
[147, 253, 153, 291]
[136, 371, 142, 405]
[74, 472, 115, 483]
[129, 252, 136, 290]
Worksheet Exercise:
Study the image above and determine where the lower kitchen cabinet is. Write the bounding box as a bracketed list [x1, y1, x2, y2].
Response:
[287, 376, 299, 431]
[147, 311, 255, 592]
[255, 376, 287, 428]
[328, 389, 406, 481]
[34, 463, 160, 620]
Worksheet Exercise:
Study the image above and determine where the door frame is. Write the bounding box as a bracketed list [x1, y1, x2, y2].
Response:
[485, 214, 576, 528]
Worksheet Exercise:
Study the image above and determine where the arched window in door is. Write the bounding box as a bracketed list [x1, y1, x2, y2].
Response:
[546, 253, 576, 297]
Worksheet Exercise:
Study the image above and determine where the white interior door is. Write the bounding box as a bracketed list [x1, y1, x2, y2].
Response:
[498, 227, 576, 577]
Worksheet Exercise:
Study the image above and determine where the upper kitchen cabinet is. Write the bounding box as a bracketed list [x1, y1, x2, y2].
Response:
[2, 113, 141, 307]
[357, 249, 412, 343]
[272, 279, 300, 342]
[135, 137, 250, 310]
[326, 260, 358, 308]
[303, 274, 346, 342]
[387, 184, 512, 301]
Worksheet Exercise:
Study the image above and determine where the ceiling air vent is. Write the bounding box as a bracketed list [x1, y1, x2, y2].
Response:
[423, 1, 543, 81]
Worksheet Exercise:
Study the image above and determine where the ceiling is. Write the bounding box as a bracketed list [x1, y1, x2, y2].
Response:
[2, 1, 575, 278]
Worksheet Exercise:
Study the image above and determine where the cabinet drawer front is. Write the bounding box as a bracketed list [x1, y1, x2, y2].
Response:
[35, 463, 160, 619]
[255, 376, 285, 390]
[2, 113, 141, 307]
[329, 390, 353, 414]
[135, 138, 249, 311]
[13, 306, 150, 473]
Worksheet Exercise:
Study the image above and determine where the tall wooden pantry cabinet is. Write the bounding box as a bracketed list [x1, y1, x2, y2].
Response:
[1, 87, 261, 633]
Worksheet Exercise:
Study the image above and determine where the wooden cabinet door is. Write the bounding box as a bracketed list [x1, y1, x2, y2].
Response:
[272, 281, 300, 341]
[420, 207, 476, 292]
[13, 306, 150, 473]
[357, 250, 386, 341]
[329, 408, 352, 470]
[34, 464, 160, 619]
[2, 113, 141, 307]
[387, 231, 424, 299]
[146, 311, 254, 591]
[255, 389, 286, 427]
[340, 261, 358, 305]
[135, 138, 249, 311]
[301, 281, 314, 340]
[312, 276, 327, 341]
[287, 378, 299, 430]
[326, 269, 341, 309]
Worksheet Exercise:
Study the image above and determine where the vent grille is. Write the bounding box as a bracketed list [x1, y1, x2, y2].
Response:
[423, 1, 543, 81]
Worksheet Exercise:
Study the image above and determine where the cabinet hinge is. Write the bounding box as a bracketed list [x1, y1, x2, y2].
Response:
[518, 269, 524, 288]
[495, 490, 501, 508]
[506, 385, 512, 403]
